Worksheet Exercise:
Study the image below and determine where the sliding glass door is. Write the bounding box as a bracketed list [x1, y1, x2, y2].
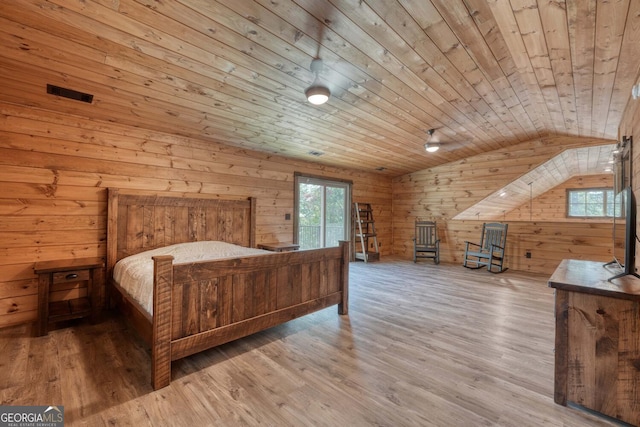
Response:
[294, 174, 351, 249]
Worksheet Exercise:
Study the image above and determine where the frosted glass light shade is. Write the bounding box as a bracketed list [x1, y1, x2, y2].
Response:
[306, 85, 330, 105]
[425, 143, 439, 153]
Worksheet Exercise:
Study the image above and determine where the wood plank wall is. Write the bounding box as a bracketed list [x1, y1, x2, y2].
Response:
[392, 136, 617, 276]
[503, 174, 613, 222]
[0, 102, 392, 329]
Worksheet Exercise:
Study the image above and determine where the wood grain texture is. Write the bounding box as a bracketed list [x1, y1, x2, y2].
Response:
[108, 187, 349, 389]
[106, 188, 257, 281]
[554, 289, 569, 406]
[165, 244, 349, 353]
[151, 255, 174, 390]
[0, 258, 622, 426]
[1, 0, 638, 333]
[393, 136, 617, 275]
[565, 292, 640, 424]
[550, 260, 640, 424]
[1, 1, 639, 175]
[0, 104, 391, 329]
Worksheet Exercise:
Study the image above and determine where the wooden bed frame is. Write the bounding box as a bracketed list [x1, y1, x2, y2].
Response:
[106, 188, 349, 389]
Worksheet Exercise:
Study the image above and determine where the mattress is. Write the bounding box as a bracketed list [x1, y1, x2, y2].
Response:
[113, 241, 269, 315]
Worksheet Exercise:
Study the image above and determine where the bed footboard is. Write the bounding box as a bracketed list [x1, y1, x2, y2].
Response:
[151, 241, 349, 389]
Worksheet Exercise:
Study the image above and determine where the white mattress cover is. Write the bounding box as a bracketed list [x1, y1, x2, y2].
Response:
[113, 241, 269, 316]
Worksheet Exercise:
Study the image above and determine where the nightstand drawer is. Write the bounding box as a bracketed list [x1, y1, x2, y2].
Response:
[50, 282, 88, 302]
[52, 270, 90, 284]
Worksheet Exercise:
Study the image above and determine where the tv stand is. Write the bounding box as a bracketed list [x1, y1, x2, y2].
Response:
[549, 259, 640, 425]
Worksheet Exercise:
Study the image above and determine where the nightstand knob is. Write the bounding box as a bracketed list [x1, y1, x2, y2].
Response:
[65, 273, 78, 280]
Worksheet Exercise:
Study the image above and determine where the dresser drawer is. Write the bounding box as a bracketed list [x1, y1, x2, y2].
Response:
[52, 269, 90, 284]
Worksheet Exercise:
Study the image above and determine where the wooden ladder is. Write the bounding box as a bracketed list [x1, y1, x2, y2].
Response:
[353, 202, 379, 262]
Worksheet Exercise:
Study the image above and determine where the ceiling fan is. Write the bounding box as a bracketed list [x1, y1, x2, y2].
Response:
[424, 129, 440, 152]
[305, 58, 330, 105]
[423, 128, 466, 153]
[304, 56, 362, 105]
[302, 5, 362, 105]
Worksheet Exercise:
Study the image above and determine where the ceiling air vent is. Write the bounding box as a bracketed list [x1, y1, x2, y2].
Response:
[46, 84, 94, 104]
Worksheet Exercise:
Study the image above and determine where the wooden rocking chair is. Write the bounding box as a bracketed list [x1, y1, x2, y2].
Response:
[463, 222, 508, 273]
[413, 220, 440, 264]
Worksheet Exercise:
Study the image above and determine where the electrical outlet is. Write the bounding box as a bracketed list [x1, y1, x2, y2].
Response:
[525, 251, 532, 259]
[285, 213, 291, 220]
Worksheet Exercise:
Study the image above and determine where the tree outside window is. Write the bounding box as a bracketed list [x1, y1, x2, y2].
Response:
[567, 188, 615, 218]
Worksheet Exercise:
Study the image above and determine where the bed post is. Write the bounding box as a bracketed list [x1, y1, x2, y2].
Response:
[249, 197, 257, 248]
[339, 240, 349, 315]
[106, 188, 119, 308]
[152, 255, 174, 390]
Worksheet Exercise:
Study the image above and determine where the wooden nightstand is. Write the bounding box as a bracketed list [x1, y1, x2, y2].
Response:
[258, 243, 300, 252]
[34, 257, 105, 336]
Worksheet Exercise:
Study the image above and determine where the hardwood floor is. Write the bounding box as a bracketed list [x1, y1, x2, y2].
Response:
[0, 258, 625, 426]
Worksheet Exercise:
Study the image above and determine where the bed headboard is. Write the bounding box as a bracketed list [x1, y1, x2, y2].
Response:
[106, 188, 256, 277]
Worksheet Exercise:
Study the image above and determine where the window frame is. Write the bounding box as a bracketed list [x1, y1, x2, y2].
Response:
[293, 173, 353, 249]
[566, 187, 616, 219]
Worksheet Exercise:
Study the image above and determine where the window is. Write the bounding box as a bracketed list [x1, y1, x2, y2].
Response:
[294, 174, 352, 249]
[566, 188, 615, 218]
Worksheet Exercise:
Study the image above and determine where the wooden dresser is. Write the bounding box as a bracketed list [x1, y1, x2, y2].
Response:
[548, 259, 640, 425]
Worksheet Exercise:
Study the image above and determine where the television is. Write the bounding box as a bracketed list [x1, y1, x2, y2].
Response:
[614, 136, 632, 194]
[606, 186, 639, 281]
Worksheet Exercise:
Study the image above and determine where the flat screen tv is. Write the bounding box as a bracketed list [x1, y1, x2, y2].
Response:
[606, 186, 639, 281]
[614, 136, 632, 194]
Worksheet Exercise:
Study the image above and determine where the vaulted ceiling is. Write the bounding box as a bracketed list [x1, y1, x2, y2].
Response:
[1, 1, 639, 177]
[454, 144, 617, 220]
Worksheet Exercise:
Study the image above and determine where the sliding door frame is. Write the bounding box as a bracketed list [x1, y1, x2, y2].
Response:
[293, 172, 353, 248]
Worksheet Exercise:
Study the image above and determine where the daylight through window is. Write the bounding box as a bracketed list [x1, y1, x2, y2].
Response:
[566, 188, 615, 218]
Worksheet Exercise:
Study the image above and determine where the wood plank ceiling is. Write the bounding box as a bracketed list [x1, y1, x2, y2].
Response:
[455, 144, 617, 220]
[1, 0, 639, 176]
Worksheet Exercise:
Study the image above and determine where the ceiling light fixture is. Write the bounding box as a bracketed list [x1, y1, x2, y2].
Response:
[305, 58, 330, 105]
[425, 144, 439, 153]
[424, 128, 439, 152]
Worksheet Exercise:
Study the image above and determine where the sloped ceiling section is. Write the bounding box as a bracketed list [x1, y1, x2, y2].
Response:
[454, 145, 616, 220]
[1, 1, 640, 176]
